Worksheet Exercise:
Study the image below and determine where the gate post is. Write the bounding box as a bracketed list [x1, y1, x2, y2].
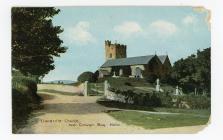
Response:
[104, 80, 108, 96]
[84, 81, 88, 96]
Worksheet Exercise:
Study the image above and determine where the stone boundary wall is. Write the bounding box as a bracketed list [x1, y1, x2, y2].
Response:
[104, 80, 134, 104]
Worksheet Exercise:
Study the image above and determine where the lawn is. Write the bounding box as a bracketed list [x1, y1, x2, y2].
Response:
[108, 109, 210, 129]
[154, 107, 211, 116]
[97, 77, 175, 94]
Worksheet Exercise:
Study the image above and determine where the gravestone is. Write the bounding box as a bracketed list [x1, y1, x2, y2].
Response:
[156, 78, 160, 92]
[104, 80, 108, 96]
[112, 72, 117, 77]
[175, 85, 179, 95]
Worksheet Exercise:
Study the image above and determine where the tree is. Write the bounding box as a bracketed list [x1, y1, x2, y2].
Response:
[12, 7, 67, 77]
[171, 48, 210, 95]
[77, 71, 96, 83]
[196, 48, 211, 93]
[94, 70, 99, 81]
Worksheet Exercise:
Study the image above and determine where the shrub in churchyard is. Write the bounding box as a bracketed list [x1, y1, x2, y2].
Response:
[93, 70, 99, 81]
[145, 74, 158, 83]
[173, 95, 210, 109]
[77, 71, 96, 83]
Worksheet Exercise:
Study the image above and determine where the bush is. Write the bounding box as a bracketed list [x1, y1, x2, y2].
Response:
[12, 89, 33, 132]
[124, 82, 132, 86]
[173, 95, 210, 109]
[150, 93, 162, 106]
[12, 76, 38, 98]
[108, 88, 162, 107]
[97, 98, 154, 111]
[157, 92, 173, 107]
[94, 70, 99, 81]
[102, 77, 210, 109]
[145, 74, 158, 83]
[12, 74, 41, 133]
[160, 74, 177, 85]
[77, 71, 96, 83]
[106, 87, 210, 109]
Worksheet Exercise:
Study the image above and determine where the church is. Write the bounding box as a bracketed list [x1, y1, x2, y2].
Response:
[99, 40, 172, 79]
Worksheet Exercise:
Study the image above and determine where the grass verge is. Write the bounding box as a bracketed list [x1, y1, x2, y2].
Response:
[108, 110, 210, 129]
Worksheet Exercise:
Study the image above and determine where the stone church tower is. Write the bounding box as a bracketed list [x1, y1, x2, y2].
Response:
[105, 40, 127, 60]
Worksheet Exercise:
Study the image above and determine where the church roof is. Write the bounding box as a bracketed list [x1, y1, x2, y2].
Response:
[158, 55, 168, 64]
[101, 55, 155, 68]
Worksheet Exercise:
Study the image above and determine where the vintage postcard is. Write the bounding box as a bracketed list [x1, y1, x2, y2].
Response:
[11, 6, 211, 134]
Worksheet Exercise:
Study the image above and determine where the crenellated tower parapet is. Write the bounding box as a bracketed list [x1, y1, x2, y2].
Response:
[105, 40, 127, 60]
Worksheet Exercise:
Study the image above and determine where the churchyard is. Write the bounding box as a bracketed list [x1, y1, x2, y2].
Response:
[12, 76, 210, 133]
[78, 76, 210, 130]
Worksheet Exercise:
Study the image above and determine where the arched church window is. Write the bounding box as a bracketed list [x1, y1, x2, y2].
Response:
[135, 67, 142, 78]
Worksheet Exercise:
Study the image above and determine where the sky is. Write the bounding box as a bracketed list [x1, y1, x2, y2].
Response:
[43, 6, 211, 82]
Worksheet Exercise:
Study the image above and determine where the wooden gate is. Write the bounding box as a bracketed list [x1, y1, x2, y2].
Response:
[86, 82, 104, 96]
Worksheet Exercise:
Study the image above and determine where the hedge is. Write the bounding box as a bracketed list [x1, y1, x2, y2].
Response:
[12, 75, 41, 133]
[172, 95, 211, 109]
[109, 87, 162, 107]
[12, 76, 38, 97]
[107, 87, 210, 109]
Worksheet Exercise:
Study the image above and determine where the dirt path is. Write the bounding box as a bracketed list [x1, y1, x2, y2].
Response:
[18, 84, 206, 134]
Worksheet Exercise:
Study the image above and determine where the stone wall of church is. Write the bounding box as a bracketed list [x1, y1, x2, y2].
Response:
[100, 67, 112, 73]
[142, 57, 163, 78]
[111, 66, 131, 76]
[160, 57, 172, 77]
[108, 61, 171, 79]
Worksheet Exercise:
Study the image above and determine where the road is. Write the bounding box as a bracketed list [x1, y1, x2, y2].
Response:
[18, 84, 207, 134]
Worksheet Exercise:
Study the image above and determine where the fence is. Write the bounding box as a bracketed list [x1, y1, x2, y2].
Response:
[83, 80, 135, 103]
[83, 80, 119, 98]
[83, 81, 105, 96]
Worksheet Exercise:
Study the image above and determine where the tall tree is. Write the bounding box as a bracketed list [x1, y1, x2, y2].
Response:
[172, 48, 210, 95]
[196, 48, 211, 93]
[12, 7, 67, 77]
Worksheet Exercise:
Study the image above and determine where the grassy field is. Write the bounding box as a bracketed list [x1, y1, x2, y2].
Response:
[108, 109, 210, 129]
